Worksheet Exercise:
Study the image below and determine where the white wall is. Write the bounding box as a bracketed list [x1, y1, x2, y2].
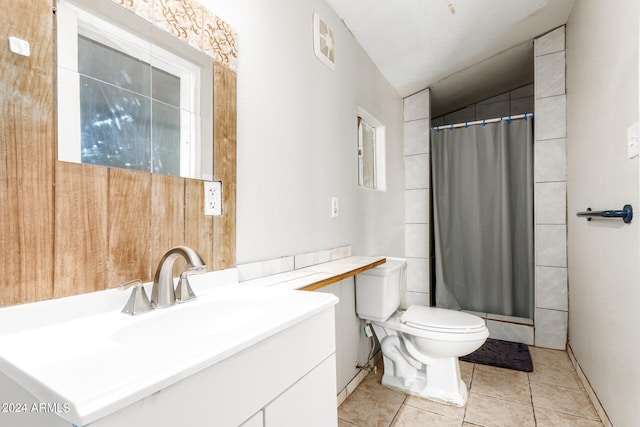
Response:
[200, 0, 405, 264]
[317, 278, 369, 392]
[566, 1, 640, 425]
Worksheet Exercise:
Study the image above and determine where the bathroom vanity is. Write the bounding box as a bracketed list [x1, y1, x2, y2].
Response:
[0, 270, 338, 426]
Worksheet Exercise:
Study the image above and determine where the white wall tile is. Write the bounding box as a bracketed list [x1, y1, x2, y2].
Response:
[477, 92, 510, 105]
[476, 101, 510, 120]
[534, 27, 565, 57]
[510, 96, 534, 116]
[535, 225, 567, 267]
[535, 308, 568, 349]
[535, 182, 566, 225]
[237, 256, 295, 281]
[404, 189, 430, 223]
[535, 51, 566, 99]
[486, 320, 534, 345]
[404, 154, 430, 189]
[295, 249, 332, 269]
[534, 138, 567, 182]
[406, 257, 429, 293]
[404, 291, 429, 308]
[535, 95, 566, 140]
[345, 369, 367, 396]
[405, 223, 430, 258]
[404, 89, 430, 122]
[330, 246, 352, 260]
[443, 106, 475, 125]
[403, 119, 430, 155]
[535, 266, 568, 311]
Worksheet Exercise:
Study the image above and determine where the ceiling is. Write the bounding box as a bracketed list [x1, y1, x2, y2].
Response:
[325, 0, 576, 117]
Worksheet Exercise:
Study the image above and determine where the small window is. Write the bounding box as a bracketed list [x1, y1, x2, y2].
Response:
[77, 35, 183, 175]
[357, 109, 386, 190]
[57, 0, 213, 179]
[358, 116, 377, 189]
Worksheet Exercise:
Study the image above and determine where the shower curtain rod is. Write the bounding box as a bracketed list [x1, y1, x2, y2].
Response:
[432, 112, 534, 132]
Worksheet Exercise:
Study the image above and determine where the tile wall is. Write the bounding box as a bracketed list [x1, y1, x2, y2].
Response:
[236, 246, 353, 282]
[431, 85, 534, 126]
[405, 26, 568, 349]
[533, 26, 568, 349]
[403, 90, 432, 308]
[112, 0, 238, 71]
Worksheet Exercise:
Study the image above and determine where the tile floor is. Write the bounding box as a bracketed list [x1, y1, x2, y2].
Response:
[338, 346, 603, 427]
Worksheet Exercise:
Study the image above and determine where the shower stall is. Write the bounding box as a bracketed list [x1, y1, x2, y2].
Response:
[430, 115, 535, 320]
[403, 27, 568, 349]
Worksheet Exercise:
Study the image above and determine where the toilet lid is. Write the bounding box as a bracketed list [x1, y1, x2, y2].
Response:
[401, 306, 486, 333]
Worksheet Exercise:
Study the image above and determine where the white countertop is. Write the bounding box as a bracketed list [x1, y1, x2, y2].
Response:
[0, 271, 338, 426]
[241, 256, 386, 291]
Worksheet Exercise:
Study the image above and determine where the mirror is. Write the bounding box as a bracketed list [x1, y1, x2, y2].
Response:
[56, 0, 214, 180]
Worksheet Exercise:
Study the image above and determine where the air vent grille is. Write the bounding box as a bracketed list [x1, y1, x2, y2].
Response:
[313, 13, 335, 70]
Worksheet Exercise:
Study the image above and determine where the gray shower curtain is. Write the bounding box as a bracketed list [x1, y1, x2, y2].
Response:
[431, 119, 534, 319]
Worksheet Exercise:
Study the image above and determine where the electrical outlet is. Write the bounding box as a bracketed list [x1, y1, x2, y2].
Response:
[204, 181, 222, 216]
[331, 197, 339, 218]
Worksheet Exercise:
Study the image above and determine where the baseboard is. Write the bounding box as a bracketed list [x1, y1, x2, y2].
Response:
[567, 344, 612, 427]
[336, 351, 382, 407]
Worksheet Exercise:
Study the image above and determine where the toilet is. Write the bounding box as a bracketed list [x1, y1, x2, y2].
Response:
[355, 258, 489, 406]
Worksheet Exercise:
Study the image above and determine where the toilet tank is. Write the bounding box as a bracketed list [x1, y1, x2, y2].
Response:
[355, 258, 406, 322]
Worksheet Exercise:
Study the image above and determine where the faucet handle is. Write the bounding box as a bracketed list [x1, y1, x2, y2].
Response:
[117, 279, 143, 291]
[117, 279, 153, 315]
[175, 270, 198, 303]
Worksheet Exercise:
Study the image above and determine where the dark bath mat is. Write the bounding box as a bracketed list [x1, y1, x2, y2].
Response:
[460, 338, 533, 372]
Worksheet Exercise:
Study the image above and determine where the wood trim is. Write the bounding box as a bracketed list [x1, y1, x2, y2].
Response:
[107, 168, 152, 286]
[151, 174, 186, 277]
[1, 0, 56, 306]
[300, 258, 387, 292]
[54, 162, 109, 297]
[212, 62, 237, 270]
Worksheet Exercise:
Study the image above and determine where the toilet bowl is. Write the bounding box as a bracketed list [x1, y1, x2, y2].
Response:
[401, 305, 489, 358]
[355, 258, 489, 406]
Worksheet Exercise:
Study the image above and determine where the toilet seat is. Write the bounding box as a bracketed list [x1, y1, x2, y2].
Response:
[401, 305, 486, 334]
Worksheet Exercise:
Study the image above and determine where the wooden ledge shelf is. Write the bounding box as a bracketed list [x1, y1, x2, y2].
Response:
[300, 257, 386, 291]
[240, 256, 387, 291]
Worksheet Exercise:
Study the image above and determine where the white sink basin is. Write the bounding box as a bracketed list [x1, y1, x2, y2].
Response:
[111, 299, 268, 344]
[0, 273, 338, 426]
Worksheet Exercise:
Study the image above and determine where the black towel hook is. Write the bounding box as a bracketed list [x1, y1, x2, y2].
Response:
[576, 204, 633, 224]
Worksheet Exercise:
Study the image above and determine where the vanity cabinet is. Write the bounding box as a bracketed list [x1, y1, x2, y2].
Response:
[0, 306, 337, 427]
[94, 307, 337, 427]
[264, 354, 337, 426]
[239, 354, 336, 427]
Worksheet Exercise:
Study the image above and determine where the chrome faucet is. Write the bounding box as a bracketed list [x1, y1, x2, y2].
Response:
[151, 246, 207, 309]
[118, 279, 153, 315]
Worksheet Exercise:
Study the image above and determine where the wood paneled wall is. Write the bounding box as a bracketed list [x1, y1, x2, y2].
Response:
[0, 0, 237, 307]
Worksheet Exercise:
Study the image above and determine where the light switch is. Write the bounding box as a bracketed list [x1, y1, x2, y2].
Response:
[331, 197, 339, 218]
[8, 36, 30, 57]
